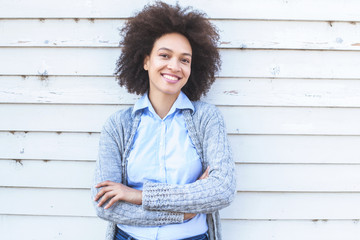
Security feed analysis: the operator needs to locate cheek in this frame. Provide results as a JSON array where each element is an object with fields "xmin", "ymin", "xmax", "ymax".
[
  {"xmin": 183, "ymin": 65, "xmax": 191, "ymax": 77},
  {"xmin": 152, "ymin": 61, "xmax": 167, "ymax": 71}
]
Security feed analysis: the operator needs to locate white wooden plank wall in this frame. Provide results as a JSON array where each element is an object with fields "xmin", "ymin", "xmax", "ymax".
[{"xmin": 1, "ymin": 0, "xmax": 360, "ymax": 239}]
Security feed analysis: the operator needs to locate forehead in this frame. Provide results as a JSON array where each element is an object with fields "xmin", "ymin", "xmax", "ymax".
[{"xmin": 152, "ymin": 33, "xmax": 192, "ymax": 54}]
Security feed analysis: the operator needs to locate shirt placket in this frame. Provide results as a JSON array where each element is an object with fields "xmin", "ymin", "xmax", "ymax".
[{"xmin": 159, "ymin": 120, "xmax": 167, "ymax": 183}]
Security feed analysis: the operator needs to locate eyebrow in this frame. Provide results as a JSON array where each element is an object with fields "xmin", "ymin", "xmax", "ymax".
[{"xmin": 157, "ymin": 47, "xmax": 192, "ymax": 57}]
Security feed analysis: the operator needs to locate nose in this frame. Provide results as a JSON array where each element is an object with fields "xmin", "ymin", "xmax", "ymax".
[{"xmin": 167, "ymin": 58, "xmax": 180, "ymax": 72}]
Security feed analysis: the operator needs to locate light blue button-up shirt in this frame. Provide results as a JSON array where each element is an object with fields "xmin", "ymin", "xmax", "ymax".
[{"xmin": 117, "ymin": 92, "xmax": 208, "ymax": 240}]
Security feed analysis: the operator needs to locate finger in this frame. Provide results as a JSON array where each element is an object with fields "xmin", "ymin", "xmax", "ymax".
[
  {"xmin": 98, "ymin": 193, "xmax": 112, "ymax": 207},
  {"xmin": 199, "ymin": 172, "xmax": 206, "ymax": 180},
  {"xmin": 184, "ymin": 213, "xmax": 197, "ymax": 220},
  {"xmin": 104, "ymin": 196, "xmax": 120, "ymax": 209},
  {"xmin": 203, "ymin": 167, "xmax": 210, "ymax": 179},
  {"xmin": 94, "ymin": 188, "xmax": 106, "ymax": 201},
  {"xmin": 205, "ymin": 166, "xmax": 210, "ymax": 175},
  {"xmin": 199, "ymin": 166, "xmax": 210, "ymax": 180},
  {"xmin": 97, "ymin": 192, "xmax": 115, "ymax": 207},
  {"xmin": 95, "ymin": 180, "xmax": 114, "ymax": 188},
  {"xmin": 94, "ymin": 186, "xmax": 112, "ymax": 201}
]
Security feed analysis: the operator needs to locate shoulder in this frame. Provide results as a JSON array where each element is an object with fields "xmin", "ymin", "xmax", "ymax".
[
  {"xmin": 191, "ymin": 101, "xmax": 224, "ymax": 122},
  {"xmin": 102, "ymin": 106, "xmax": 135, "ymax": 132},
  {"xmin": 188, "ymin": 101, "xmax": 227, "ymax": 137}
]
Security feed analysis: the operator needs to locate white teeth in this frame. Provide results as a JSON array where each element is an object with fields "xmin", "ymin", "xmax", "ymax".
[{"xmin": 163, "ymin": 74, "xmax": 179, "ymax": 81}]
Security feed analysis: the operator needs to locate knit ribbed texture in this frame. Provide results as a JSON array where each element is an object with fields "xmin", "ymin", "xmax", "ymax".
[{"xmin": 91, "ymin": 101, "xmax": 236, "ymax": 240}]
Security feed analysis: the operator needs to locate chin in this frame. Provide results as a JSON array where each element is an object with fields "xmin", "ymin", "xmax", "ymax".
[
  {"xmin": 164, "ymin": 91, "xmax": 181, "ymax": 96},
  {"xmin": 160, "ymin": 89, "xmax": 181, "ymax": 96}
]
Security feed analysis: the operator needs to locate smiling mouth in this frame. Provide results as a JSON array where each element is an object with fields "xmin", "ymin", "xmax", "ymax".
[{"xmin": 162, "ymin": 74, "xmax": 181, "ymax": 81}]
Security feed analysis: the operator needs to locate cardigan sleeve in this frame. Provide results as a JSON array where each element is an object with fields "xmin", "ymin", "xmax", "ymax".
[
  {"xmin": 141, "ymin": 104, "xmax": 236, "ymax": 213},
  {"xmin": 91, "ymin": 114, "xmax": 184, "ymax": 226}
]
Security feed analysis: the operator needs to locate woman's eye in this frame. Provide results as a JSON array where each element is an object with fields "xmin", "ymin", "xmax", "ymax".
[
  {"xmin": 160, "ymin": 54, "xmax": 169, "ymax": 58},
  {"xmin": 181, "ymin": 59, "xmax": 190, "ymax": 64}
]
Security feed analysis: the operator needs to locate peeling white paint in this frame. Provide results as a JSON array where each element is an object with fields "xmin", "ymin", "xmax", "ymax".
[
  {"xmin": 37, "ymin": 60, "xmax": 49, "ymax": 76},
  {"xmin": 270, "ymin": 65, "xmax": 281, "ymax": 76}
]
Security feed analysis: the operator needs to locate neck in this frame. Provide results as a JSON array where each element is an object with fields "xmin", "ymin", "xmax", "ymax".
[{"xmin": 148, "ymin": 91, "xmax": 179, "ymax": 119}]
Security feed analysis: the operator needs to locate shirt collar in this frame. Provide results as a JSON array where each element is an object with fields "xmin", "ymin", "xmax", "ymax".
[{"xmin": 132, "ymin": 91, "xmax": 194, "ymax": 117}]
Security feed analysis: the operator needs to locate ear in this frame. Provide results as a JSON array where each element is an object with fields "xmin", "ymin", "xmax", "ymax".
[{"xmin": 143, "ymin": 55, "xmax": 149, "ymax": 71}]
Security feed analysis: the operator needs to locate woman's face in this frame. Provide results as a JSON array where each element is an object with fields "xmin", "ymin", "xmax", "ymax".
[{"xmin": 144, "ymin": 32, "xmax": 192, "ymax": 99}]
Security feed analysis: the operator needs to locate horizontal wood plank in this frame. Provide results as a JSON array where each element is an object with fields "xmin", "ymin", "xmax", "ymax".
[
  {"xmin": 2, "ymin": 104, "xmax": 360, "ymax": 135},
  {"xmin": 0, "ymin": 188, "xmax": 96, "ymax": 217},
  {"xmin": 221, "ymin": 192, "xmax": 360, "ymax": 219},
  {"xmin": 2, "ymin": 216, "xmax": 360, "ymax": 240},
  {"xmin": 220, "ymin": 49, "xmax": 360, "ymax": 79},
  {"xmin": 1, "ymin": 19, "xmax": 360, "ymax": 51},
  {"xmin": 1, "ymin": 48, "xmax": 360, "ymax": 78},
  {"xmin": 0, "ymin": 76, "xmax": 135, "ymax": 105},
  {"xmin": 217, "ymin": 20, "xmax": 360, "ymax": 51},
  {"xmin": 2, "ymin": 132, "xmax": 360, "ymax": 164},
  {"xmin": 222, "ymin": 219, "xmax": 360, "ymax": 240},
  {"xmin": 0, "ymin": 160, "xmax": 94, "ymax": 189},
  {"xmin": 231, "ymin": 135, "xmax": 360, "ymax": 164},
  {"xmin": 2, "ymin": 76, "xmax": 360, "ymax": 107},
  {"xmin": 0, "ymin": 19, "xmax": 124, "ymax": 48},
  {"xmin": 0, "ymin": 215, "xmax": 106, "ymax": 240},
  {"xmin": 0, "ymin": 132, "xmax": 98, "ymax": 161},
  {"xmin": 236, "ymin": 164, "xmax": 360, "ymax": 192},
  {"xmin": 2, "ymin": 160, "xmax": 360, "ymax": 192},
  {"xmin": 1, "ymin": 0, "xmax": 360, "ymax": 21},
  {"xmin": 2, "ymin": 188, "xmax": 360, "ymax": 219}
]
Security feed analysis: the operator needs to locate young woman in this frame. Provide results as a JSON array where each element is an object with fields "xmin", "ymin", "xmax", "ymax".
[{"xmin": 91, "ymin": 2, "xmax": 236, "ymax": 240}]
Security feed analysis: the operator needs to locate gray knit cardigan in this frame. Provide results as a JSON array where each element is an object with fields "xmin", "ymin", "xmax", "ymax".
[{"xmin": 91, "ymin": 101, "xmax": 236, "ymax": 240}]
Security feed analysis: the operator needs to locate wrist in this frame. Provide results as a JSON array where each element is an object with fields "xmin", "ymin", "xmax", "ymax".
[
  {"xmin": 128, "ymin": 188, "xmax": 142, "ymax": 205},
  {"xmin": 134, "ymin": 189, "xmax": 143, "ymax": 205}
]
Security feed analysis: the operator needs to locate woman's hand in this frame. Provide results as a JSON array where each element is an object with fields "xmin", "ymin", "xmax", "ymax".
[
  {"xmin": 94, "ymin": 181, "xmax": 142, "ymax": 209},
  {"xmin": 184, "ymin": 213, "xmax": 197, "ymax": 220},
  {"xmin": 198, "ymin": 166, "xmax": 210, "ymax": 180},
  {"xmin": 95, "ymin": 168, "xmax": 209, "ymax": 213}
]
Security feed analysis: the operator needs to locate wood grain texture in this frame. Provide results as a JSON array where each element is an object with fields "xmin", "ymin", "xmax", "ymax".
[
  {"xmin": 0, "ymin": 131, "xmax": 99, "ymax": 161},
  {"xmin": 1, "ymin": 19, "xmax": 360, "ymax": 50},
  {"xmin": 3, "ymin": 132, "xmax": 360, "ymax": 164},
  {"xmin": 2, "ymin": 76, "xmax": 360, "ymax": 107},
  {"xmin": 2, "ymin": 104, "xmax": 360, "ymax": 135},
  {"xmin": 0, "ymin": 215, "xmax": 107, "ymax": 240},
  {"xmin": 221, "ymin": 220, "xmax": 360, "ymax": 240},
  {"xmin": 2, "ymin": 159, "xmax": 360, "ymax": 192},
  {"xmin": 221, "ymin": 192, "xmax": 360, "ymax": 219},
  {"xmin": 2, "ymin": 188, "xmax": 360, "ymax": 220},
  {"xmin": 2, "ymin": 216, "xmax": 360, "ymax": 240},
  {"xmin": 1, "ymin": 0, "xmax": 360, "ymax": 21},
  {"xmin": 1, "ymin": 48, "xmax": 360, "ymax": 78},
  {"xmin": 230, "ymin": 135, "xmax": 360, "ymax": 164}
]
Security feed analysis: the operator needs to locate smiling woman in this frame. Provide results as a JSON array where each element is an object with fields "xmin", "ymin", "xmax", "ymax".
[
  {"xmin": 91, "ymin": 2, "xmax": 236, "ymax": 240},
  {"xmin": 114, "ymin": 1, "xmax": 221, "ymax": 101},
  {"xmin": 144, "ymin": 33, "xmax": 192, "ymax": 118}
]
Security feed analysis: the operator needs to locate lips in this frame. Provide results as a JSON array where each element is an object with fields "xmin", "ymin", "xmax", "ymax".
[{"xmin": 161, "ymin": 73, "xmax": 181, "ymax": 83}]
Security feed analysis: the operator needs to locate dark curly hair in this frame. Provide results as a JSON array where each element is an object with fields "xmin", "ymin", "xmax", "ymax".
[{"xmin": 115, "ymin": 1, "xmax": 221, "ymax": 101}]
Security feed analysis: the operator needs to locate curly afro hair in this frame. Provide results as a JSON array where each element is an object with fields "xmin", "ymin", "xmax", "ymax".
[{"xmin": 115, "ymin": 1, "xmax": 221, "ymax": 101}]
